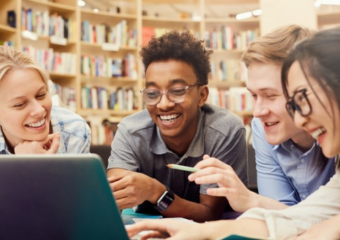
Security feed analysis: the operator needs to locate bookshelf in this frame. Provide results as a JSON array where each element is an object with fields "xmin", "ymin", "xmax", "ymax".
[
  {"xmin": 1, "ymin": 0, "xmax": 261, "ymax": 144},
  {"xmin": 317, "ymin": 4, "xmax": 340, "ymax": 29}
]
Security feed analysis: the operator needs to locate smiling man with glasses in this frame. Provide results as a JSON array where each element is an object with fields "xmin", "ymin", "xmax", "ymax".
[{"xmin": 106, "ymin": 30, "xmax": 247, "ymax": 222}]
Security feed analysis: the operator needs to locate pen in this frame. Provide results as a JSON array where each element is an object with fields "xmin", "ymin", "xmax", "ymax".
[{"xmin": 167, "ymin": 164, "xmax": 199, "ymax": 172}]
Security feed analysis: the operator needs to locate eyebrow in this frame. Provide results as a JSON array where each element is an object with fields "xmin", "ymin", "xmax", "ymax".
[
  {"xmin": 9, "ymin": 85, "xmax": 47, "ymax": 102},
  {"xmin": 145, "ymin": 78, "xmax": 189, "ymax": 88},
  {"xmin": 246, "ymin": 87, "xmax": 279, "ymax": 93}
]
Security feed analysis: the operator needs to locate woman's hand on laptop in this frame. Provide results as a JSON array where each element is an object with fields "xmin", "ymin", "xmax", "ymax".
[
  {"xmin": 126, "ymin": 219, "xmax": 214, "ymax": 240},
  {"xmin": 14, "ymin": 133, "xmax": 60, "ymax": 154},
  {"xmin": 107, "ymin": 169, "xmax": 166, "ymax": 210},
  {"xmin": 188, "ymin": 154, "xmax": 258, "ymax": 213}
]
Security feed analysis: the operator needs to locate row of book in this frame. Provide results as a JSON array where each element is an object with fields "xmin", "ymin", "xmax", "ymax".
[
  {"xmin": 81, "ymin": 54, "xmax": 137, "ymax": 79},
  {"xmin": 208, "ymin": 87, "xmax": 252, "ymax": 112},
  {"xmin": 0, "ymin": 41, "xmax": 14, "ymax": 47},
  {"xmin": 204, "ymin": 27, "xmax": 259, "ymax": 50},
  {"xmin": 87, "ymin": 119, "xmax": 117, "ymax": 146},
  {"xmin": 81, "ymin": 20, "xmax": 137, "ymax": 47},
  {"xmin": 21, "ymin": 8, "xmax": 75, "ymax": 40},
  {"xmin": 23, "ymin": 46, "xmax": 76, "ymax": 75},
  {"xmin": 49, "ymin": 81, "xmax": 77, "ymax": 111},
  {"xmin": 210, "ymin": 60, "xmax": 247, "ymax": 81},
  {"xmin": 81, "ymin": 86, "xmax": 135, "ymax": 111}
]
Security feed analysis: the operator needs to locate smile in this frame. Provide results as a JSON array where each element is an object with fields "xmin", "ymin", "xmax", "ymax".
[
  {"xmin": 265, "ymin": 121, "xmax": 279, "ymax": 126},
  {"xmin": 311, "ymin": 127, "xmax": 326, "ymax": 140},
  {"xmin": 26, "ymin": 118, "xmax": 46, "ymax": 128},
  {"xmin": 159, "ymin": 114, "xmax": 180, "ymax": 123}
]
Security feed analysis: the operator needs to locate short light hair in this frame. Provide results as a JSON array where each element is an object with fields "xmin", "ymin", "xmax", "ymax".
[
  {"xmin": 241, "ymin": 24, "xmax": 316, "ymax": 67},
  {"xmin": 0, "ymin": 46, "xmax": 48, "ymax": 85}
]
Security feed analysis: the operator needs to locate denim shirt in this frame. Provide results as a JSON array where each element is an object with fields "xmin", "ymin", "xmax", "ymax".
[
  {"xmin": 0, "ymin": 106, "xmax": 91, "ymax": 154},
  {"xmin": 252, "ymin": 117, "xmax": 335, "ymax": 205}
]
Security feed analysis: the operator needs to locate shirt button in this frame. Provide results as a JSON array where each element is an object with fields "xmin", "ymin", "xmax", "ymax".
[
  {"xmin": 301, "ymin": 194, "xmax": 307, "ymax": 199},
  {"xmin": 301, "ymin": 159, "xmax": 306, "ymax": 163}
]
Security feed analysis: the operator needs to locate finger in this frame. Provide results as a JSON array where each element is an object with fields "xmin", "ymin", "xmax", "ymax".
[
  {"xmin": 126, "ymin": 220, "xmax": 171, "ymax": 237},
  {"xmin": 46, "ymin": 134, "xmax": 60, "ymax": 154},
  {"xmin": 206, "ymin": 187, "xmax": 232, "ymax": 197},
  {"xmin": 113, "ymin": 189, "xmax": 131, "ymax": 201},
  {"xmin": 41, "ymin": 132, "xmax": 59, "ymax": 144},
  {"xmin": 110, "ymin": 178, "xmax": 129, "ymax": 192},
  {"xmin": 198, "ymin": 158, "xmax": 230, "ymax": 170},
  {"xmin": 189, "ymin": 166, "xmax": 229, "ymax": 182},
  {"xmin": 107, "ymin": 171, "xmax": 128, "ymax": 182},
  {"xmin": 202, "ymin": 154, "xmax": 210, "ymax": 160},
  {"xmin": 141, "ymin": 231, "xmax": 168, "ymax": 240},
  {"xmin": 194, "ymin": 172, "xmax": 231, "ymax": 186},
  {"xmin": 114, "ymin": 195, "xmax": 135, "ymax": 209}
]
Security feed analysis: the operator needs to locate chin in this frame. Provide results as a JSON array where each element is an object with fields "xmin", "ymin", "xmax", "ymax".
[
  {"xmin": 322, "ymin": 147, "xmax": 338, "ymax": 159},
  {"xmin": 265, "ymin": 136, "xmax": 284, "ymax": 146}
]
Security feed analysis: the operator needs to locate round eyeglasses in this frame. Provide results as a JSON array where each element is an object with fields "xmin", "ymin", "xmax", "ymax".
[
  {"xmin": 140, "ymin": 83, "xmax": 201, "ymax": 105},
  {"xmin": 286, "ymin": 88, "xmax": 312, "ymax": 118}
]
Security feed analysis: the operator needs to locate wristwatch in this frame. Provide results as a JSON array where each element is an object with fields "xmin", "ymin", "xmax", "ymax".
[{"xmin": 154, "ymin": 185, "xmax": 175, "ymax": 212}]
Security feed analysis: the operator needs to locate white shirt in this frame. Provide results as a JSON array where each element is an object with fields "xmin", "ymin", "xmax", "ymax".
[{"xmin": 239, "ymin": 171, "xmax": 340, "ymax": 239}]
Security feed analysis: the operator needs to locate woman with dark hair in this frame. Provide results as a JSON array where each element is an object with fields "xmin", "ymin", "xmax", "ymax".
[{"xmin": 126, "ymin": 27, "xmax": 340, "ymax": 240}]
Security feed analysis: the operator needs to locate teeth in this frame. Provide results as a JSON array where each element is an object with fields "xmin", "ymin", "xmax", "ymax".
[
  {"xmin": 160, "ymin": 114, "xmax": 180, "ymax": 122},
  {"xmin": 311, "ymin": 127, "xmax": 326, "ymax": 140},
  {"xmin": 266, "ymin": 122, "xmax": 277, "ymax": 126},
  {"xmin": 27, "ymin": 118, "xmax": 46, "ymax": 128}
]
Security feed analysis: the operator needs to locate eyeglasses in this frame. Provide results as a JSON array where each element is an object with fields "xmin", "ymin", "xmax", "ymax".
[
  {"xmin": 286, "ymin": 88, "xmax": 312, "ymax": 118},
  {"xmin": 140, "ymin": 83, "xmax": 201, "ymax": 105}
]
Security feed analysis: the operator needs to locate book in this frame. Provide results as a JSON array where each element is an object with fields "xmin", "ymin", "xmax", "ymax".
[{"xmin": 7, "ymin": 10, "xmax": 16, "ymax": 28}]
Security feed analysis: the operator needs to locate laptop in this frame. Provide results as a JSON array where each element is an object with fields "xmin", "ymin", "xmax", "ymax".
[{"xmin": 0, "ymin": 154, "xmax": 129, "ymax": 240}]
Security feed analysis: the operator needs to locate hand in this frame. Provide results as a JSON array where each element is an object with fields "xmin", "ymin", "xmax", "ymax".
[
  {"xmin": 14, "ymin": 133, "xmax": 60, "ymax": 154},
  {"xmin": 126, "ymin": 219, "xmax": 203, "ymax": 240},
  {"xmin": 108, "ymin": 171, "xmax": 166, "ymax": 210},
  {"xmin": 292, "ymin": 215, "xmax": 340, "ymax": 240},
  {"xmin": 188, "ymin": 155, "xmax": 256, "ymax": 212}
]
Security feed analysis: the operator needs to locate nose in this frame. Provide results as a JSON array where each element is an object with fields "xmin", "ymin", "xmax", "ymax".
[
  {"xmin": 252, "ymin": 100, "xmax": 270, "ymax": 118},
  {"xmin": 156, "ymin": 92, "xmax": 175, "ymax": 109},
  {"xmin": 29, "ymin": 100, "xmax": 45, "ymax": 117},
  {"xmin": 293, "ymin": 111, "xmax": 307, "ymax": 129}
]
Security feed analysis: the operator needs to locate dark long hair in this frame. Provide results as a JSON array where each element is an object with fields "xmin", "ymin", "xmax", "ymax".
[{"xmin": 281, "ymin": 26, "xmax": 340, "ymax": 171}]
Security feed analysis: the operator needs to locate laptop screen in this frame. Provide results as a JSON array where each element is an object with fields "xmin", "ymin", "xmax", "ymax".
[{"xmin": 0, "ymin": 154, "xmax": 128, "ymax": 240}]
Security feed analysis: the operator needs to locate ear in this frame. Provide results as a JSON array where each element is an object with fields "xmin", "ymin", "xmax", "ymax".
[{"xmin": 198, "ymin": 85, "xmax": 209, "ymax": 107}]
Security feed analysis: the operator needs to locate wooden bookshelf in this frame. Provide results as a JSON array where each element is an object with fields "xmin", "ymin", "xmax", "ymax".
[
  {"xmin": 0, "ymin": 0, "xmax": 261, "ymax": 124},
  {"xmin": 25, "ymin": 0, "xmax": 76, "ymax": 13},
  {"xmin": 0, "ymin": 24, "xmax": 16, "ymax": 33},
  {"xmin": 318, "ymin": 11, "xmax": 340, "ymax": 28}
]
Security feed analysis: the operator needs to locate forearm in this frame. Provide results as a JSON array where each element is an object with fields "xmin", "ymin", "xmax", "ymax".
[
  {"xmin": 160, "ymin": 195, "xmax": 222, "ymax": 222},
  {"xmin": 201, "ymin": 218, "xmax": 269, "ymax": 240},
  {"xmin": 251, "ymin": 193, "xmax": 289, "ymax": 210}
]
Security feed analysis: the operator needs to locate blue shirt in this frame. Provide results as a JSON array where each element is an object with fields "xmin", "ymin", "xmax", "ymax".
[
  {"xmin": 0, "ymin": 106, "xmax": 91, "ymax": 154},
  {"xmin": 252, "ymin": 117, "xmax": 335, "ymax": 205}
]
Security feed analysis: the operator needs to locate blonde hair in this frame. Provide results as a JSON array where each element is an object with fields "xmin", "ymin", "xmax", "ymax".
[
  {"xmin": 241, "ymin": 24, "xmax": 316, "ymax": 67},
  {"xmin": 0, "ymin": 46, "xmax": 48, "ymax": 85}
]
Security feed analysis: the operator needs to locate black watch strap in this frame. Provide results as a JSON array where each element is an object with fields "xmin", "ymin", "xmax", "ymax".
[{"xmin": 154, "ymin": 185, "xmax": 175, "ymax": 212}]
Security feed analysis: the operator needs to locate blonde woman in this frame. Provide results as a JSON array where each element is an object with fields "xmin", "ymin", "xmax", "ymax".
[{"xmin": 0, "ymin": 46, "xmax": 91, "ymax": 154}]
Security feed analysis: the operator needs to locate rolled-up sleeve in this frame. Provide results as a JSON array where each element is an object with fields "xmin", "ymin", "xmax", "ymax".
[{"xmin": 238, "ymin": 172, "xmax": 340, "ymax": 239}]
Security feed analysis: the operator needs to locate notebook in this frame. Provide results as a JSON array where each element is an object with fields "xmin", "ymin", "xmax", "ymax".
[{"xmin": 0, "ymin": 154, "xmax": 129, "ymax": 240}]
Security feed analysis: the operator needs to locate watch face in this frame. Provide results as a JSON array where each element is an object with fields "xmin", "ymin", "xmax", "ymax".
[{"xmin": 156, "ymin": 189, "xmax": 174, "ymax": 211}]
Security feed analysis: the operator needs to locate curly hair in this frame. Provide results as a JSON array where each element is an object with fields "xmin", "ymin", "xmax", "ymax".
[{"xmin": 140, "ymin": 30, "xmax": 212, "ymax": 85}]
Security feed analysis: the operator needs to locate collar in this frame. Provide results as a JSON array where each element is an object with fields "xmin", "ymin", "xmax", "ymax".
[
  {"xmin": 50, "ymin": 107, "xmax": 65, "ymax": 154},
  {"xmin": 275, "ymin": 138, "xmax": 316, "ymax": 155},
  {"xmin": 150, "ymin": 108, "xmax": 205, "ymax": 159},
  {"xmin": 0, "ymin": 127, "xmax": 6, "ymax": 153}
]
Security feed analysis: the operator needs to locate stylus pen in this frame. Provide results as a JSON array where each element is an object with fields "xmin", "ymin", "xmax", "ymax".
[{"xmin": 167, "ymin": 164, "xmax": 199, "ymax": 173}]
